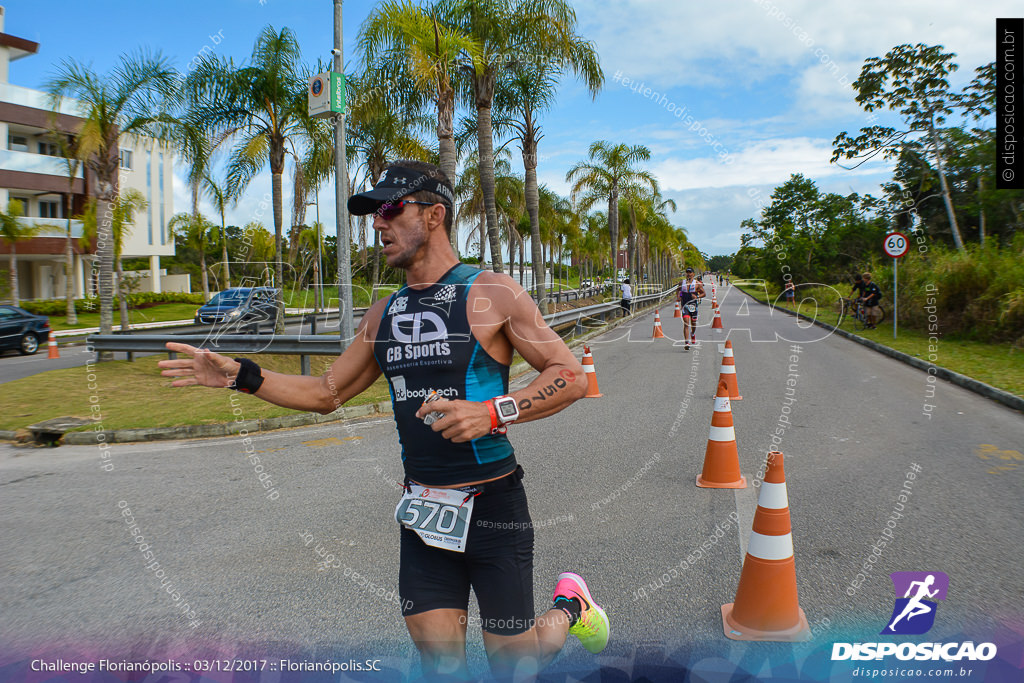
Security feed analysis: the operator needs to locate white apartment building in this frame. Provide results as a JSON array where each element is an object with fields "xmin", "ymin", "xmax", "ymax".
[{"xmin": 0, "ymin": 4, "xmax": 183, "ymax": 301}]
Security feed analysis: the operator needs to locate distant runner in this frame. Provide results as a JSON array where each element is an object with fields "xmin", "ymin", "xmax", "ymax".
[{"xmin": 677, "ymin": 267, "xmax": 705, "ymax": 350}]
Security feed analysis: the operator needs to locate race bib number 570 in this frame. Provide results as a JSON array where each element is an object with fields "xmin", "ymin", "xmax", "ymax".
[{"xmin": 395, "ymin": 485, "xmax": 474, "ymax": 552}]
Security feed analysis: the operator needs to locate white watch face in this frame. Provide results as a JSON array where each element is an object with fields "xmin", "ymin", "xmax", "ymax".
[{"xmin": 496, "ymin": 397, "xmax": 518, "ymax": 422}]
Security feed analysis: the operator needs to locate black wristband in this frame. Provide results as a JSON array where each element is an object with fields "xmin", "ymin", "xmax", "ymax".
[{"xmin": 230, "ymin": 358, "xmax": 264, "ymax": 394}]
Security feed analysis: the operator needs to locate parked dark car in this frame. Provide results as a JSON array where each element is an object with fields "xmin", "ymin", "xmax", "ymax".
[
  {"xmin": 194, "ymin": 287, "xmax": 281, "ymax": 328},
  {"xmin": 0, "ymin": 305, "xmax": 51, "ymax": 355}
]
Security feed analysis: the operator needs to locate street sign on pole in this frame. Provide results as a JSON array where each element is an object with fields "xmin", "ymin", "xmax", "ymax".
[
  {"xmin": 308, "ymin": 72, "xmax": 344, "ymax": 119},
  {"xmin": 884, "ymin": 232, "xmax": 908, "ymax": 338}
]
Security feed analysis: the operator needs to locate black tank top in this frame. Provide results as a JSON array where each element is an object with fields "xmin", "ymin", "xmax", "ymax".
[
  {"xmin": 372, "ymin": 264, "xmax": 516, "ymax": 486},
  {"xmin": 679, "ymin": 279, "xmax": 700, "ymax": 304}
]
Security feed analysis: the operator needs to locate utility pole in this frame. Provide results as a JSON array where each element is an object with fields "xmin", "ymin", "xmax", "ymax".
[{"xmin": 334, "ymin": 0, "xmax": 354, "ymax": 349}]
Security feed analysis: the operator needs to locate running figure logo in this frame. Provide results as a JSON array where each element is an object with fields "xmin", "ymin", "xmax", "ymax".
[{"xmin": 880, "ymin": 571, "xmax": 949, "ymax": 635}]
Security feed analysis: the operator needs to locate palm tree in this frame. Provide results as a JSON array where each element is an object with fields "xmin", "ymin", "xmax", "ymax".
[
  {"xmin": 47, "ymin": 50, "xmax": 180, "ymax": 348},
  {"xmin": 202, "ymin": 173, "xmax": 235, "ymax": 289},
  {"xmin": 346, "ymin": 69, "xmax": 434, "ymax": 293},
  {"xmin": 567, "ymin": 142, "xmax": 654, "ymax": 300},
  {"xmin": 81, "ymin": 190, "xmax": 148, "ymax": 331},
  {"xmin": 0, "ymin": 200, "xmax": 47, "ymax": 306},
  {"xmin": 359, "ymin": 0, "xmax": 477, "ymax": 252},
  {"xmin": 168, "ymin": 212, "xmax": 216, "ymax": 299},
  {"xmin": 187, "ymin": 26, "xmax": 320, "ymax": 333},
  {"xmin": 504, "ymin": 35, "xmax": 601, "ymax": 310},
  {"xmin": 439, "ymin": 0, "xmax": 602, "ymax": 274}
]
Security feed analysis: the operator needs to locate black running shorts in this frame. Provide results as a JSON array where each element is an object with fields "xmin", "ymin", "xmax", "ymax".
[{"xmin": 399, "ymin": 465, "xmax": 535, "ymax": 636}]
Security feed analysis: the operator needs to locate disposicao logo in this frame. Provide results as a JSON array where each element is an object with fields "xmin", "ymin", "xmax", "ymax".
[
  {"xmin": 881, "ymin": 571, "xmax": 947, "ymax": 635},
  {"xmin": 831, "ymin": 571, "xmax": 997, "ymax": 662}
]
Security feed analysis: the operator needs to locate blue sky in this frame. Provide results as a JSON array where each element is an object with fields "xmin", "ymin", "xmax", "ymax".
[{"xmin": 2, "ymin": 0, "xmax": 1014, "ymax": 257}]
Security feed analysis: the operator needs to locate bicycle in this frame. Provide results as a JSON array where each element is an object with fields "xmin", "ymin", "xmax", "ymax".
[{"xmin": 838, "ymin": 297, "xmax": 885, "ymax": 330}]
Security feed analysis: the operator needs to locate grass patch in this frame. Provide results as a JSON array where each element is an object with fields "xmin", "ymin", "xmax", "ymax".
[
  {"xmin": 0, "ymin": 353, "xmax": 392, "ymax": 432},
  {"xmin": 734, "ymin": 282, "xmax": 1024, "ymax": 398},
  {"xmin": 50, "ymin": 303, "xmax": 201, "ymax": 332}
]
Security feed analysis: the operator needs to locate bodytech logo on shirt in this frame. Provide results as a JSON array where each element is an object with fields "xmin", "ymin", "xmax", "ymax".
[{"xmin": 390, "ymin": 375, "xmax": 459, "ymax": 402}]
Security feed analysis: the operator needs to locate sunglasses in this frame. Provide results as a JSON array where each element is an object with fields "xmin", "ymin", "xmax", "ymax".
[{"xmin": 376, "ymin": 200, "xmax": 439, "ymax": 220}]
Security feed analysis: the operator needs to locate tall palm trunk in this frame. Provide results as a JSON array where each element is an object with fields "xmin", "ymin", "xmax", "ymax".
[
  {"xmin": 508, "ymin": 227, "xmax": 515, "ymax": 279},
  {"xmin": 95, "ymin": 184, "xmax": 115, "ymax": 360},
  {"xmin": 116, "ymin": 255, "xmax": 130, "ymax": 332},
  {"xmin": 199, "ymin": 241, "xmax": 210, "ymax": 299},
  {"xmin": 270, "ymin": 139, "xmax": 286, "ymax": 333},
  {"xmin": 475, "ymin": 76, "xmax": 503, "ymax": 273},
  {"xmin": 8, "ymin": 248, "xmax": 17, "ymax": 307},
  {"xmin": 64, "ymin": 191, "xmax": 77, "ymax": 324},
  {"xmin": 437, "ymin": 83, "xmax": 459, "ymax": 254},
  {"xmin": 372, "ymin": 229, "xmax": 381, "ymax": 300},
  {"xmin": 518, "ymin": 238, "xmax": 525, "ymax": 286},
  {"xmin": 220, "ymin": 210, "xmax": 230, "ymax": 288},
  {"xmin": 608, "ymin": 188, "xmax": 619, "ymax": 300},
  {"xmin": 523, "ymin": 136, "xmax": 547, "ymax": 312}
]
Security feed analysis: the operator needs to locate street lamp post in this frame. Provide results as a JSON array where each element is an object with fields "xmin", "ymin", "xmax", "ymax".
[{"xmin": 333, "ymin": 0, "xmax": 353, "ymax": 350}]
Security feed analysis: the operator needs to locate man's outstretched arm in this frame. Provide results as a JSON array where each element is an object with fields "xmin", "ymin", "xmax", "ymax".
[{"xmin": 158, "ymin": 299, "xmax": 387, "ymax": 415}]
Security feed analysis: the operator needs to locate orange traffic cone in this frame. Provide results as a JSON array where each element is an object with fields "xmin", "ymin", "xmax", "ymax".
[
  {"xmin": 47, "ymin": 331, "xmax": 60, "ymax": 359},
  {"xmin": 652, "ymin": 311, "xmax": 666, "ymax": 339},
  {"xmin": 718, "ymin": 340, "xmax": 742, "ymax": 400},
  {"xmin": 712, "ymin": 306, "xmax": 724, "ymax": 331},
  {"xmin": 581, "ymin": 345, "xmax": 603, "ymax": 398},
  {"xmin": 673, "ymin": 301, "xmax": 682, "ymax": 318},
  {"xmin": 697, "ymin": 380, "xmax": 746, "ymax": 488},
  {"xmin": 722, "ymin": 451, "xmax": 810, "ymax": 641}
]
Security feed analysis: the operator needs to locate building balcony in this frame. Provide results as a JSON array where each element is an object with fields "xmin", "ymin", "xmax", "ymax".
[
  {"xmin": 0, "ymin": 147, "xmax": 83, "ymax": 180},
  {"xmin": 18, "ymin": 215, "xmax": 85, "ymax": 239},
  {"xmin": 0, "ymin": 82, "xmax": 81, "ymax": 117}
]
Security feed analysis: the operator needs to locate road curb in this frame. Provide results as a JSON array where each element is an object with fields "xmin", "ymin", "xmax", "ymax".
[
  {"xmin": 736, "ymin": 286, "xmax": 1024, "ymax": 414},
  {"xmin": 16, "ymin": 402, "xmax": 397, "ymax": 446}
]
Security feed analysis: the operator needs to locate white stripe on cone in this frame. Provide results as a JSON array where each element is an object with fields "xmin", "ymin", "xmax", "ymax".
[
  {"xmin": 724, "ymin": 347, "xmax": 734, "ymax": 358},
  {"xmin": 583, "ymin": 365, "xmax": 595, "ymax": 374},
  {"xmin": 757, "ymin": 481, "xmax": 789, "ymax": 510},
  {"xmin": 718, "ymin": 364, "xmax": 736, "ymax": 374},
  {"xmin": 708, "ymin": 425, "xmax": 736, "ymax": 442},
  {"xmin": 713, "ymin": 397, "xmax": 731, "ymax": 412},
  {"xmin": 747, "ymin": 531, "xmax": 794, "ymax": 560}
]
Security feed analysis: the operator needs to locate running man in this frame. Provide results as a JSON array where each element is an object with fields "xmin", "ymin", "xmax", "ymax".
[
  {"xmin": 156, "ymin": 161, "xmax": 608, "ymax": 680},
  {"xmin": 888, "ymin": 575, "xmax": 939, "ymax": 631},
  {"xmin": 677, "ymin": 267, "xmax": 705, "ymax": 350}
]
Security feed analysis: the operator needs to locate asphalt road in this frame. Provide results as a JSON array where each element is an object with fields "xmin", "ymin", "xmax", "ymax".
[{"xmin": 1, "ymin": 281, "xmax": 1021, "ymax": 682}]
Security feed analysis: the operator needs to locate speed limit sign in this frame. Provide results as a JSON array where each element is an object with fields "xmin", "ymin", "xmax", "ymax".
[{"xmin": 883, "ymin": 232, "xmax": 909, "ymax": 258}]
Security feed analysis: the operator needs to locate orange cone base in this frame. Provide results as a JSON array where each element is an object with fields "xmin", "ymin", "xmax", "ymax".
[
  {"xmin": 721, "ymin": 603, "xmax": 810, "ymax": 642},
  {"xmin": 696, "ymin": 473, "xmax": 747, "ymax": 489},
  {"xmin": 585, "ymin": 390, "xmax": 603, "ymax": 398}
]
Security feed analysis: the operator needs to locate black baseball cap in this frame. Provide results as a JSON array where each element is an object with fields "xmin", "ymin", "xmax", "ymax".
[
  {"xmin": 685, "ymin": 267, "xmax": 694, "ymax": 273},
  {"xmin": 348, "ymin": 166, "xmax": 454, "ymax": 216}
]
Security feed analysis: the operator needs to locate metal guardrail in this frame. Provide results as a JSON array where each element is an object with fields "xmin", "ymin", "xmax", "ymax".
[{"xmin": 86, "ymin": 286, "xmax": 677, "ymax": 375}]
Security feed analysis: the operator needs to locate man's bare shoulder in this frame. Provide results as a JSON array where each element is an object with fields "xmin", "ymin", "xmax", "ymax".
[{"xmin": 359, "ymin": 296, "xmax": 393, "ymax": 338}]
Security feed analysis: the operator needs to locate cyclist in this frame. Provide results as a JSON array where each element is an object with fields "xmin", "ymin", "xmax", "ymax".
[
  {"xmin": 620, "ymin": 278, "xmax": 633, "ymax": 315},
  {"xmin": 859, "ymin": 272, "xmax": 882, "ymax": 328},
  {"xmin": 677, "ymin": 267, "xmax": 705, "ymax": 350},
  {"xmin": 849, "ymin": 273, "xmax": 866, "ymax": 301},
  {"xmin": 157, "ymin": 160, "xmax": 608, "ymax": 681}
]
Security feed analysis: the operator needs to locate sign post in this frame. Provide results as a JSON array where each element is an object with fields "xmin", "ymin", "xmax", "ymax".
[{"xmin": 883, "ymin": 232, "xmax": 909, "ymax": 338}]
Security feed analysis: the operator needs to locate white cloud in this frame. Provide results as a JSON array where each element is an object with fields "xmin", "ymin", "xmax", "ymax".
[{"xmin": 651, "ymin": 137, "xmax": 891, "ymax": 192}]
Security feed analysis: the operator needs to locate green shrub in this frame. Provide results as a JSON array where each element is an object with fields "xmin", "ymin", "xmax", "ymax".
[{"xmin": 20, "ymin": 292, "xmax": 205, "ymax": 316}]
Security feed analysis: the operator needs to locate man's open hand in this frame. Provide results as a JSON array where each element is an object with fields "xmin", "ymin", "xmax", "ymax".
[{"xmin": 157, "ymin": 342, "xmax": 240, "ymax": 388}]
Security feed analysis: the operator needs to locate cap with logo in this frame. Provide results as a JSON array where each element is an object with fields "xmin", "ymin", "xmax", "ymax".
[{"xmin": 348, "ymin": 166, "xmax": 455, "ymax": 216}]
